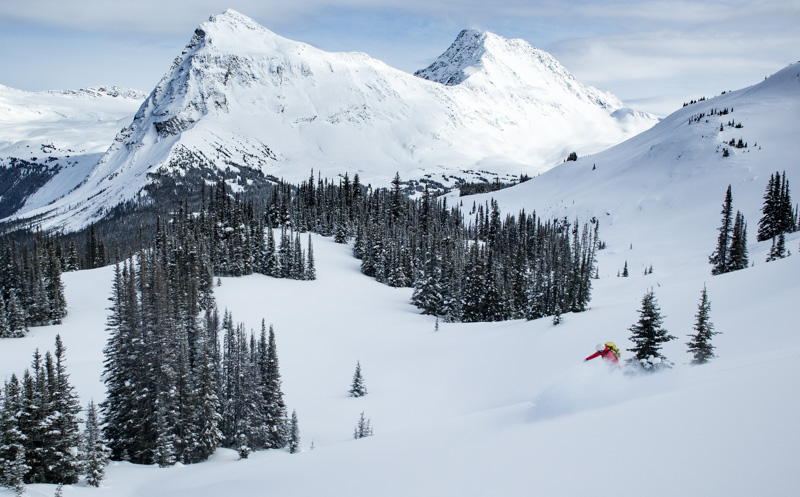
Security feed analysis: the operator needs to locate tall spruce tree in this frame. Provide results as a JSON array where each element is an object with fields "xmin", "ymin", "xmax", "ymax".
[
  {"xmin": 0, "ymin": 375, "xmax": 29, "ymax": 495},
  {"xmin": 80, "ymin": 400, "xmax": 109, "ymax": 487},
  {"xmin": 48, "ymin": 335, "xmax": 82, "ymax": 484},
  {"xmin": 627, "ymin": 290, "xmax": 676, "ymax": 370},
  {"xmin": 728, "ymin": 211, "xmax": 749, "ymax": 271},
  {"xmin": 709, "ymin": 185, "xmax": 734, "ymax": 275},
  {"xmin": 686, "ymin": 286, "xmax": 719, "ymax": 364},
  {"xmin": 758, "ymin": 171, "xmax": 795, "ymax": 241}
]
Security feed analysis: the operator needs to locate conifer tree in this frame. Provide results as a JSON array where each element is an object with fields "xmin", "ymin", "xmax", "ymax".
[
  {"xmin": 349, "ymin": 361, "xmax": 368, "ymax": 397},
  {"xmin": 288, "ymin": 410, "xmax": 300, "ymax": 454},
  {"xmin": 709, "ymin": 185, "xmax": 734, "ymax": 275},
  {"xmin": 766, "ymin": 233, "xmax": 787, "ymax": 261},
  {"xmin": 261, "ymin": 323, "xmax": 288, "ymax": 449},
  {"xmin": 686, "ymin": 286, "xmax": 719, "ymax": 365},
  {"xmin": 728, "ymin": 211, "xmax": 749, "ymax": 271},
  {"xmin": 0, "ymin": 293, "xmax": 9, "ymax": 338},
  {"xmin": 353, "ymin": 411, "xmax": 373, "ymax": 439},
  {"xmin": 0, "ymin": 375, "xmax": 29, "ymax": 495},
  {"xmin": 80, "ymin": 400, "xmax": 109, "ymax": 487},
  {"xmin": 49, "ymin": 335, "xmax": 82, "ymax": 483},
  {"xmin": 6, "ymin": 289, "xmax": 27, "ymax": 338},
  {"xmin": 627, "ymin": 290, "xmax": 676, "ymax": 370},
  {"xmin": 758, "ymin": 172, "xmax": 795, "ymax": 241},
  {"xmin": 306, "ymin": 234, "xmax": 316, "ymax": 280}
]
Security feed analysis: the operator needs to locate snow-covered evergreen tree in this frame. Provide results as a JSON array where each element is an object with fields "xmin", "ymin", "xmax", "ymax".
[
  {"xmin": 80, "ymin": 400, "xmax": 109, "ymax": 487},
  {"xmin": 686, "ymin": 286, "xmax": 720, "ymax": 365},
  {"xmin": 0, "ymin": 375, "xmax": 29, "ymax": 495},
  {"xmin": 48, "ymin": 335, "xmax": 82, "ymax": 483},
  {"xmin": 728, "ymin": 211, "xmax": 749, "ymax": 271},
  {"xmin": 627, "ymin": 290, "xmax": 676, "ymax": 370},
  {"xmin": 709, "ymin": 185, "xmax": 734, "ymax": 275},
  {"xmin": 288, "ymin": 410, "xmax": 300, "ymax": 454},
  {"xmin": 260, "ymin": 322, "xmax": 288, "ymax": 449},
  {"xmin": 766, "ymin": 233, "xmax": 787, "ymax": 261},
  {"xmin": 349, "ymin": 361, "xmax": 368, "ymax": 397},
  {"xmin": 306, "ymin": 234, "xmax": 316, "ymax": 280},
  {"xmin": 353, "ymin": 411, "xmax": 373, "ymax": 439}
]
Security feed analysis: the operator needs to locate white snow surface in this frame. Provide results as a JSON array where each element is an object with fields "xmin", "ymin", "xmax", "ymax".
[
  {"xmin": 1, "ymin": 63, "xmax": 799, "ymax": 496},
  {"xmin": 0, "ymin": 84, "xmax": 145, "ymax": 211},
  {"xmin": 2, "ymin": 9, "xmax": 657, "ymax": 232}
]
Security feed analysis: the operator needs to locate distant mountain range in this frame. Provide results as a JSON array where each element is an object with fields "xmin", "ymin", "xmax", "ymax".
[{"xmin": 1, "ymin": 9, "xmax": 659, "ymax": 232}]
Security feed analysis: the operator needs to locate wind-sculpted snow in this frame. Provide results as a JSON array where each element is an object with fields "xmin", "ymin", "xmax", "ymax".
[{"xmin": 1, "ymin": 9, "xmax": 657, "ymax": 232}]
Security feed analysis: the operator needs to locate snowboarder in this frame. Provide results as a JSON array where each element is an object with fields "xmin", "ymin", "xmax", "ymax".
[{"xmin": 584, "ymin": 342, "xmax": 620, "ymax": 364}]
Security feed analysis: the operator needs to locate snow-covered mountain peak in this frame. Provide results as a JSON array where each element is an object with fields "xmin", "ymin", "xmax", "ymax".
[
  {"xmin": 192, "ymin": 9, "xmax": 299, "ymax": 56},
  {"xmin": 415, "ymin": 28, "xmax": 622, "ymax": 110},
  {"xmin": 2, "ymin": 11, "xmax": 659, "ymax": 232},
  {"xmin": 413, "ymin": 29, "xmax": 491, "ymax": 85}
]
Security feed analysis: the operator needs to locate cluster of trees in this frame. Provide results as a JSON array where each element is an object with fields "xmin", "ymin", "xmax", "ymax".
[
  {"xmin": 0, "ymin": 336, "xmax": 107, "ymax": 493},
  {"xmin": 0, "ymin": 232, "xmax": 67, "ymax": 338},
  {"xmin": 412, "ymin": 204, "xmax": 598, "ymax": 323},
  {"xmin": 709, "ymin": 186, "xmax": 749, "ymax": 274},
  {"xmin": 758, "ymin": 171, "xmax": 797, "ymax": 261},
  {"xmin": 198, "ymin": 181, "xmax": 315, "ymax": 280},
  {"xmin": 711, "ymin": 172, "xmax": 796, "ymax": 271},
  {"xmin": 626, "ymin": 286, "xmax": 719, "ymax": 371},
  {"xmin": 259, "ymin": 171, "xmax": 597, "ymax": 323},
  {"xmin": 102, "ymin": 243, "xmax": 292, "ymax": 466}
]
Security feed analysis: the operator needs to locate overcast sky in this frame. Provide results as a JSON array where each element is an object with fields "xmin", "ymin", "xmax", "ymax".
[{"xmin": 1, "ymin": 0, "xmax": 797, "ymax": 116}]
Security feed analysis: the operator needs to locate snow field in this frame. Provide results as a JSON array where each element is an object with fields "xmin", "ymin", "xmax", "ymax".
[{"xmin": 2, "ymin": 228, "xmax": 798, "ymax": 496}]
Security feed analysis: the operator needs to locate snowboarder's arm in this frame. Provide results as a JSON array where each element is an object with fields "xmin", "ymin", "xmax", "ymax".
[{"xmin": 584, "ymin": 351, "xmax": 601, "ymax": 362}]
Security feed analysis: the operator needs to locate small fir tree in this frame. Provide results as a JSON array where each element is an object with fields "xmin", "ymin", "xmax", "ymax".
[
  {"xmin": 237, "ymin": 433, "xmax": 251, "ymax": 460},
  {"xmin": 288, "ymin": 410, "xmax": 300, "ymax": 454},
  {"xmin": 766, "ymin": 233, "xmax": 786, "ymax": 261},
  {"xmin": 686, "ymin": 286, "xmax": 719, "ymax": 365},
  {"xmin": 349, "ymin": 361, "xmax": 368, "ymax": 397},
  {"xmin": 621, "ymin": 261, "xmax": 628, "ymax": 277},
  {"xmin": 627, "ymin": 290, "xmax": 676, "ymax": 370},
  {"xmin": 353, "ymin": 411, "xmax": 373, "ymax": 439}
]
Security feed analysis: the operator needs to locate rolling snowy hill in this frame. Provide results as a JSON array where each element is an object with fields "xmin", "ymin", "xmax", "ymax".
[
  {"xmin": 459, "ymin": 62, "xmax": 800, "ymax": 280},
  {"xmin": 0, "ymin": 85, "xmax": 145, "ymax": 220},
  {"xmin": 1, "ymin": 9, "xmax": 657, "ymax": 233},
  {"xmin": 1, "ymin": 61, "xmax": 798, "ymax": 497}
]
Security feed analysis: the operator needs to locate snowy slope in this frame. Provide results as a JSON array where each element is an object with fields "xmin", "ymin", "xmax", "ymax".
[
  {"xmin": 459, "ymin": 62, "xmax": 800, "ymax": 280},
  {"xmin": 2, "ymin": 9, "xmax": 657, "ymax": 232},
  {"xmin": 1, "ymin": 229, "xmax": 797, "ymax": 497},
  {"xmin": 2, "ymin": 66, "xmax": 798, "ymax": 496},
  {"xmin": 0, "ymin": 85, "xmax": 145, "ymax": 218}
]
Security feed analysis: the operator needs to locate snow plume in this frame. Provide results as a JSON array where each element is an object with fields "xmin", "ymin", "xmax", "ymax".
[{"xmin": 528, "ymin": 361, "xmax": 683, "ymax": 422}]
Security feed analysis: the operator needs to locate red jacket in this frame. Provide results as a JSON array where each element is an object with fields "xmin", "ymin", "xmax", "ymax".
[{"xmin": 585, "ymin": 346, "xmax": 619, "ymax": 364}]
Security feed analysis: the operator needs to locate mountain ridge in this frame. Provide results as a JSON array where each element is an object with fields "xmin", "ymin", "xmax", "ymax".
[{"xmin": 2, "ymin": 9, "xmax": 658, "ymax": 232}]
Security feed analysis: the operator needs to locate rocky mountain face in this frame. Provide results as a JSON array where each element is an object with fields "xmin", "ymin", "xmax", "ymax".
[{"xmin": 2, "ymin": 9, "xmax": 657, "ymax": 232}]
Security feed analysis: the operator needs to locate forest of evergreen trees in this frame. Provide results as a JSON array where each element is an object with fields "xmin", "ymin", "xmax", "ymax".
[
  {"xmin": 1, "ymin": 167, "xmax": 601, "ymax": 490},
  {"xmin": 0, "ymin": 336, "xmax": 98, "ymax": 491},
  {"xmin": 0, "ymin": 232, "xmax": 68, "ymax": 338},
  {"xmin": 261, "ymin": 171, "xmax": 599, "ymax": 323}
]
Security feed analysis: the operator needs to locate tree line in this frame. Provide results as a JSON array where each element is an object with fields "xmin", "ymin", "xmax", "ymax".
[{"xmin": 0, "ymin": 232, "xmax": 67, "ymax": 338}]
